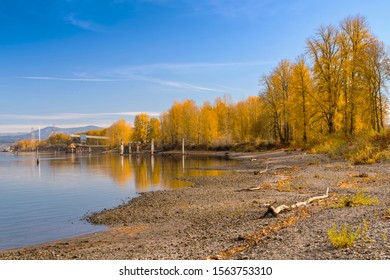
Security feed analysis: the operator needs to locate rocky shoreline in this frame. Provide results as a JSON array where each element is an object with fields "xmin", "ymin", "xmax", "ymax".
[{"xmin": 1, "ymin": 150, "xmax": 389, "ymax": 260}]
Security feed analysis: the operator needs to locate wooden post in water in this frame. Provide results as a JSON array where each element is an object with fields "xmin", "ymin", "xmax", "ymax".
[
  {"xmin": 151, "ymin": 154, "xmax": 155, "ymax": 173},
  {"xmin": 120, "ymin": 141, "xmax": 124, "ymax": 155},
  {"xmin": 182, "ymin": 138, "xmax": 185, "ymax": 155},
  {"xmin": 36, "ymin": 147, "xmax": 40, "ymax": 165},
  {"xmin": 151, "ymin": 139, "xmax": 154, "ymax": 155}
]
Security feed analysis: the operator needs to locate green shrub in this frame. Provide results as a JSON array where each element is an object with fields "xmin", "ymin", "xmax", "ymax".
[{"xmin": 327, "ymin": 224, "xmax": 360, "ymax": 248}]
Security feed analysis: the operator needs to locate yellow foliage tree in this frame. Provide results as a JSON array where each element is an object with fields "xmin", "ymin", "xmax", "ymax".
[
  {"xmin": 107, "ymin": 119, "xmax": 131, "ymax": 148},
  {"xmin": 147, "ymin": 117, "xmax": 162, "ymax": 143},
  {"xmin": 15, "ymin": 139, "xmax": 38, "ymax": 151},
  {"xmin": 47, "ymin": 133, "xmax": 72, "ymax": 146},
  {"xmin": 199, "ymin": 101, "xmax": 218, "ymax": 147},
  {"xmin": 290, "ymin": 57, "xmax": 313, "ymax": 144},
  {"xmin": 214, "ymin": 95, "xmax": 233, "ymax": 145},
  {"xmin": 261, "ymin": 60, "xmax": 294, "ymax": 143},
  {"xmin": 132, "ymin": 113, "xmax": 149, "ymax": 143}
]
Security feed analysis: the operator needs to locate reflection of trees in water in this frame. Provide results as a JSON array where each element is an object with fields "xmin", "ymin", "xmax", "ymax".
[
  {"xmin": 47, "ymin": 154, "xmax": 133, "ymax": 188},
  {"xmin": 131, "ymin": 156, "xmax": 149, "ymax": 190},
  {"xmin": 46, "ymin": 154, "xmax": 231, "ymax": 190},
  {"xmin": 106, "ymin": 155, "xmax": 132, "ymax": 186},
  {"xmin": 129, "ymin": 155, "xmax": 227, "ymax": 190}
]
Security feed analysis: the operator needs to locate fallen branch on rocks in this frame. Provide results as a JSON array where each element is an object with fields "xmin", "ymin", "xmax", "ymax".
[
  {"xmin": 254, "ymin": 165, "xmax": 269, "ymax": 175},
  {"xmin": 261, "ymin": 187, "xmax": 330, "ymax": 218},
  {"xmin": 207, "ymin": 211, "xmax": 307, "ymax": 260}
]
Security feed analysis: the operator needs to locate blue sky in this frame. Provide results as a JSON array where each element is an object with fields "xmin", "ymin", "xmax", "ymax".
[{"xmin": 1, "ymin": 0, "xmax": 390, "ymax": 133}]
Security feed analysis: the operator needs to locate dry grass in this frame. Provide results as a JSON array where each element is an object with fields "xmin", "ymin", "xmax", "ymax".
[
  {"xmin": 207, "ymin": 208, "xmax": 310, "ymax": 260},
  {"xmin": 310, "ymin": 131, "xmax": 390, "ymax": 165},
  {"xmin": 109, "ymin": 225, "xmax": 147, "ymax": 237},
  {"xmin": 338, "ymin": 181, "xmax": 360, "ymax": 189},
  {"xmin": 334, "ymin": 190, "xmax": 378, "ymax": 208},
  {"xmin": 349, "ymin": 172, "xmax": 369, "ymax": 178},
  {"xmin": 385, "ymin": 208, "xmax": 390, "ymax": 219},
  {"xmin": 276, "ymin": 180, "xmax": 294, "ymax": 192}
]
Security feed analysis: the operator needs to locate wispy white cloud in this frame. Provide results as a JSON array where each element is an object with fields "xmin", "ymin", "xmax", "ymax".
[
  {"xmin": 65, "ymin": 14, "xmax": 105, "ymax": 32},
  {"xmin": 23, "ymin": 76, "xmax": 120, "ymax": 82},
  {"xmin": 123, "ymin": 61, "xmax": 274, "ymax": 71},
  {"xmin": 0, "ymin": 112, "xmax": 161, "ymax": 121},
  {"xmin": 106, "ymin": 111, "xmax": 161, "ymax": 117},
  {"xmin": 23, "ymin": 74, "xmax": 228, "ymax": 94},
  {"xmin": 0, "ymin": 112, "xmax": 162, "ymax": 133},
  {"xmin": 0, "ymin": 123, "xmax": 112, "ymax": 134},
  {"xmin": 22, "ymin": 59, "xmax": 270, "ymax": 94},
  {"xmin": 126, "ymin": 75, "xmax": 227, "ymax": 93}
]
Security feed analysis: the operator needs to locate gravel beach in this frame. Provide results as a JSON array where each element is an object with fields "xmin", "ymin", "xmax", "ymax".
[{"xmin": 1, "ymin": 150, "xmax": 389, "ymax": 260}]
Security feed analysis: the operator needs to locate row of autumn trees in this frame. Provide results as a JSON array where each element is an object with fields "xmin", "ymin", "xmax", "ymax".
[
  {"xmin": 98, "ymin": 16, "xmax": 389, "ymax": 150},
  {"xmin": 150, "ymin": 16, "xmax": 389, "ymax": 149},
  {"xmin": 25, "ymin": 16, "xmax": 387, "ymax": 151},
  {"xmin": 263, "ymin": 16, "xmax": 389, "ymax": 145},
  {"xmin": 92, "ymin": 95, "xmax": 268, "ymax": 149}
]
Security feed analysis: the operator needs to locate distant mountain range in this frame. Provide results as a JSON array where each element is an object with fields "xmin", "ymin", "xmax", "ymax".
[{"xmin": 0, "ymin": 126, "xmax": 103, "ymax": 144}]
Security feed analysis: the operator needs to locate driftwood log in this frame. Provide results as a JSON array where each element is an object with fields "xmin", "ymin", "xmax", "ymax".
[
  {"xmin": 253, "ymin": 165, "xmax": 269, "ymax": 175},
  {"xmin": 261, "ymin": 187, "xmax": 329, "ymax": 218}
]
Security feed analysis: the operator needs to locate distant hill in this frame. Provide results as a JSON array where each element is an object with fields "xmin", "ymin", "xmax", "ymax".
[{"xmin": 0, "ymin": 126, "xmax": 103, "ymax": 144}]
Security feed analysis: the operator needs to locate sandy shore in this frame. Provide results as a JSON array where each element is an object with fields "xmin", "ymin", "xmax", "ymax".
[{"xmin": 1, "ymin": 150, "xmax": 389, "ymax": 260}]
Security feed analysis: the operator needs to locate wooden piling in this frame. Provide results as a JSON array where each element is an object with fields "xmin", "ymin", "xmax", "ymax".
[{"xmin": 120, "ymin": 141, "xmax": 124, "ymax": 155}]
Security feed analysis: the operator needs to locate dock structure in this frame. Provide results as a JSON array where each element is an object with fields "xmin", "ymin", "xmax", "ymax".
[
  {"xmin": 70, "ymin": 134, "xmax": 109, "ymax": 144},
  {"xmin": 69, "ymin": 134, "xmax": 109, "ymax": 153}
]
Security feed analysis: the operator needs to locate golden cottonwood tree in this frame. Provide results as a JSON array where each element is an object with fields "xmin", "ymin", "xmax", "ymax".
[
  {"xmin": 214, "ymin": 95, "xmax": 233, "ymax": 145},
  {"xmin": 47, "ymin": 133, "xmax": 72, "ymax": 146},
  {"xmin": 107, "ymin": 119, "xmax": 131, "ymax": 148},
  {"xmin": 258, "ymin": 15, "xmax": 389, "ymax": 143},
  {"xmin": 290, "ymin": 57, "xmax": 313, "ymax": 144},
  {"xmin": 160, "ymin": 100, "xmax": 199, "ymax": 147},
  {"xmin": 307, "ymin": 25, "xmax": 345, "ymax": 134},
  {"xmin": 362, "ymin": 38, "xmax": 390, "ymax": 132},
  {"xmin": 181, "ymin": 100, "xmax": 200, "ymax": 145},
  {"xmin": 339, "ymin": 16, "xmax": 372, "ymax": 135},
  {"xmin": 132, "ymin": 113, "xmax": 150, "ymax": 143},
  {"xmin": 147, "ymin": 117, "xmax": 162, "ymax": 143},
  {"xmin": 261, "ymin": 60, "xmax": 294, "ymax": 143},
  {"xmin": 199, "ymin": 101, "xmax": 218, "ymax": 146},
  {"xmin": 166, "ymin": 101, "xmax": 184, "ymax": 146}
]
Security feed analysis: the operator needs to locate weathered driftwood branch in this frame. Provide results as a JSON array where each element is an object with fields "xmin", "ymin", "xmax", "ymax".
[
  {"xmin": 261, "ymin": 187, "xmax": 329, "ymax": 218},
  {"xmin": 253, "ymin": 165, "xmax": 269, "ymax": 175}
]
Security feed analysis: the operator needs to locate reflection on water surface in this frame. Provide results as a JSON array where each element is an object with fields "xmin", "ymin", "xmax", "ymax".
[{"xmin": 0, "ymin": 152, "xmax": 234, "ymax": 250}]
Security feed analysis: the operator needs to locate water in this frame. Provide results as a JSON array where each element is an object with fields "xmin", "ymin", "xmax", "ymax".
[{"xmin": 0, "ymin": 152, "xmax": 234, "ymax": 250}]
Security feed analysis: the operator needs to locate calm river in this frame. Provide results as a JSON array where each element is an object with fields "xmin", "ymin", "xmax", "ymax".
[{"xmin": 0, "ymin": 152, "xmax": 234, "ymax": 250}]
